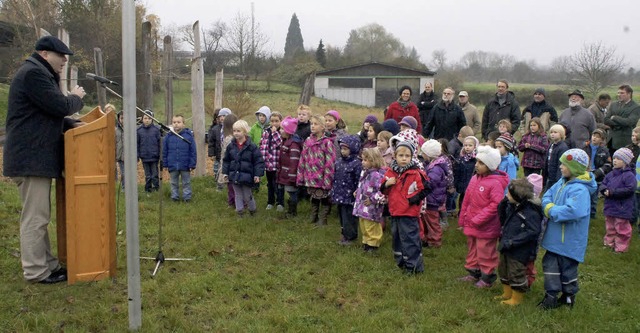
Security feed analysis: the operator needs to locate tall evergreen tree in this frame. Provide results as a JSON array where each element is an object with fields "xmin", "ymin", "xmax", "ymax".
[
  {"xmin": 284, "ymin": 13, "xmax": 304, "ymax": 60},
  {"xmin": 316, "ymin": 39, "xmax": 326, "ymax": 68}
]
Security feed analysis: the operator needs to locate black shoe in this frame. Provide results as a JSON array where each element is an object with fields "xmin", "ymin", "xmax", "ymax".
[
  {"xmin": 558, "ymin": 293, "xmax": 576, "ymax": 308},
  {"xmin": 249, "ymin": 210, "xmax": 256, "ymax": 216},
  {"xmin": 51, "ymin": 267, "xmax": 67, "ymax": 278},
  {"xmin": 537, "ymin": 293, "xmax": 559, "ymax": 310},
  {"xmin": 38, "ymin": 273, "xmax": 67, "ymax": 284}
]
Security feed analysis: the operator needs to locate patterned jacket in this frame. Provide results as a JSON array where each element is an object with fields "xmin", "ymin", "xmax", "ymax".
[
  {"xmin": 259, "ymin": 127, "xmax": 282, "ymax": 171},
  {"xmin": 353, "ymin": 168, "xmax": 387, "ymax": 222},
  {"xmin": 276, "ymin": 135, "xmax": 303, "ymax": 186},
  {"xmin": 424, "ymin": 156, "xmax": 450, "ymax": 210},
  {"xmin": 332, "ymin": 135, "xmax": 362, "ymax": 204},
  {"xmin": 518, "ymin": 132, "xmax": 549, "ymax": 169},
  {"xmin": 296, "ymin": 134, "xmax": 336, "ymax": 190}
]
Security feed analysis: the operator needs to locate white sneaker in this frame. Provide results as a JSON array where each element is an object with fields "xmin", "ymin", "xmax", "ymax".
[
  {"xmin": 266, "ymin": 204, "xmax": 274, "ymax": 210},
  {"xmin": 276, "ymin": 205, "xmax": 284, "ymax": 212}
]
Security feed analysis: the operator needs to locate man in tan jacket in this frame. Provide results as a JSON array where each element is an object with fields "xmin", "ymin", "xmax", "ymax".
[{"xmin": 458, "ymin": 91, "xmax": 480, "ymax": 135}]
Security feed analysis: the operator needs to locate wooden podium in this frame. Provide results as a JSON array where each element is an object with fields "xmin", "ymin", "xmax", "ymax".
[{"xmin": 55, "ymin": 107, "xmax": 117, "ymax": 284}]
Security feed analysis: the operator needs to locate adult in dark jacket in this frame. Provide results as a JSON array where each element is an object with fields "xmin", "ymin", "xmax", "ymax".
[
  {"xmin": 481, "ymin": 80, "xmax": 520, "ymax": 140},
  {"xmin": 423, "ymin": 87, "xmax": 467, "ymax": 140},
  {"xmin": 384, "ymin": 85, "xmax": 422, "ymax": 132},
  {"xmin": 418, "ymin": 82, "xmax": 437, "ymax": 136},
  {"xmin": 603, "ymin": 85, "xmax": 640, "ymax": 151},
  {"xmin": 137, "ymin": 113, "xmax": 161, "ymax": 192},
  {"xmin": 521, "ymin": 88, "xmax": 558, "ymax": 132},
  {"xmin": 558, "ymin": 90, "xmax": 597, "ymax": 149},
  {"xmin": 3, "ymin": 36, "xmax": 86, "ymax": 284}
]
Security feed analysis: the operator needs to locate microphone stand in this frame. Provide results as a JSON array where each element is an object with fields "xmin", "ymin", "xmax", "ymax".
[{"xmin": 98, "ymin": 82, "xmax": 193, "ymax": 276}]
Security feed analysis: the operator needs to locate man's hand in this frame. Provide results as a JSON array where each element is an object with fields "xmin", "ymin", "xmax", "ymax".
[{"xmin": 70, "ymin": 85, "xmax": 86, "ymax": 98}]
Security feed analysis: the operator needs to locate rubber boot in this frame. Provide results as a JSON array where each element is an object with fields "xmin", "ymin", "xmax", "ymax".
[
  {"xmin": 501, "ymin": 290, "xmax": 524, "ymax": 306},
  {"xmin": 286, "ymin": 199, "xmax": 297, "ymax": 218},
  {"xmin": 558, "ymin": 293, "xmax": 576, "ymax": 308},
  {"xmin": 317, "ymin": 202, "xmax": 330, "ymax": 226},
  {"xmin": 494, "ymin": 284, "xmax": 512, "ymax": 300},
  {"xmin": 537, "ymin": 293, "xmax": 559, "ymax": 310},
  {"xmin": 310, "ymin": 199, "xmax": 319, "ymax": 224}
]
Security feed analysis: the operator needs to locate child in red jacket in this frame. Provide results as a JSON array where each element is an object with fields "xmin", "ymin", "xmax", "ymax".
[
  {"xmin": 381, "ymin": 141, "xmax": 429, "ymax": 274},
  {"xmin": 458, "ymin": 145, "xmax": 510, "ymax": 288}
]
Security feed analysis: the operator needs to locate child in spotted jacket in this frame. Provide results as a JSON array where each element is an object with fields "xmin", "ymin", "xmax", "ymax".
[
  {"xmin": 333, "ymin": 135, "xmax": 362, "ymax": 244},
  {"xmin": 353, "ymin": 148, "xmax": 387, "ymax": 252}
]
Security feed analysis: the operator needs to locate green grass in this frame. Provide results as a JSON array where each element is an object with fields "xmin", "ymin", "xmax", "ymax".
[{"xmin": 1, "ymin": 177, "xmax": 640, "ymax": 331}]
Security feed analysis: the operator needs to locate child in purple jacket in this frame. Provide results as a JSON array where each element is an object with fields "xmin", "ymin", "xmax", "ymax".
[
  {"xmin": 600, "ymin": 147, "xmax": 636, "ymax": 253},
  {"xmin": 353, "ymin": 148, "xmax": 387, "ymax": 252},
  {"xmin": 419, "ymin": 139, "xmax": 449, "ymax": 248},
  {"xmin": 333, "ymin": 135, "xmax": 362, "ymax": 245}
]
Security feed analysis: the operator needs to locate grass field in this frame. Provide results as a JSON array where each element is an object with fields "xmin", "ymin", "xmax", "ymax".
[{"xmin": 1, "ymin": 176, "xmax": 640, "ymax": 331}]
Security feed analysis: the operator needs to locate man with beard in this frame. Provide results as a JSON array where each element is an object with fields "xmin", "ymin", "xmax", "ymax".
[
  {"xmin": 481, "ymin": 79, "xmax": 520, "ymax": 140},
  {"xmin": 423, "ymin": 87, "xmax": 467, "ymax": 140},
  {"xmin": 521, "ymin": 87, "xmax": 558, "ymax": 132},
  {"xmin": 558, "ymin": 90, "xmax": 596, "ymax": 149},
  {"xmin": 604, "ymin": 85, "xmax": 640, "ymax": 151},
  {"xmin": 458, "ymin": 91, "xmax": 480, "ymax": 135},
  {"xmin": 418, "ymin": 82, "xmax": 437, "ymax": 136}
]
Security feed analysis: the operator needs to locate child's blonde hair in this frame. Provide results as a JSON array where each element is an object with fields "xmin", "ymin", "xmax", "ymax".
[
  {"xmin": 549, "ymin": 124, "xmax": 566, "ymax": 140},
  {"xmin": 377, "ymin": 130, "xmax": 392, "ymax": 144},
  {"xmin": 270, "ymin": 111, "xmax": 283, "ymax": 121},
  {"xmin": 458, "ymin": 126, "xmax": 474, "ymax": 138},
  {"xmin": 297, "ymin": 104, "xmax": 311, "ymax": 113},
  {"xmin": 633, "ymin": 126, "xmax": 640, "ymax": 135},
  {"xmin": 233, "ymin": 119, "xmax": 250, "ymax": 134},
  {"xmin": 498, "ymin": 119, "xmax": 512, "ymax": 133},
  {"xmin": 104, "ymin": 103, "xmax": 116, "ymax": 113},
  {"xmin": 361, "ymin": 148, "xmax": 384, "ymax": 169}
]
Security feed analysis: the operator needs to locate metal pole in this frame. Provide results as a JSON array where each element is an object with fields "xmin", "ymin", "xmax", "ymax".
[{"xmin": 122, "ymin": 0, "xmax": 142, "ymax": 330}]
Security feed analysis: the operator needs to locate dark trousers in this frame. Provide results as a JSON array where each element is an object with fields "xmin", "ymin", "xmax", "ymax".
[
  {"xmin": 142, "ymin": 161, "xmax": 159, "ymax": 192},
  {"xmin": 542, "ymin": 251, "xmax": 579, "ymax": 297},
  {"xmin": 446, "ymin": 191, "xmax": 458, "ymax": 212},
  {"xmin": 391, "ymin": 216, "xmax": 424, "ymax": 273},
  {"xmin": 523, "ymin": 167, "xmax": 541, "ymax": 177},
  {"xmin": 498, "ymin": 253, "xmax": 529, "ymax": 292},
  {"xmin": 590, "ymin": 186, "xmax": 599, "ymax": 217},
  {"xmin": 266, "ymin": 171, "xmax": 283, "ymax": 206},
  {"xmin": 277, "ymin": 185, "xmax": 298, "ymax": 205},
  {"xmin": 338, "ymin": 204, "xmax": 358, "ymax": 241}
]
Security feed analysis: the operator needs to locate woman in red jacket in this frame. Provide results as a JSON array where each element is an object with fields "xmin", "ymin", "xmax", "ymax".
[{"xmin": 385, "ymin": 86, "xmax": 421, "ymax": 133}]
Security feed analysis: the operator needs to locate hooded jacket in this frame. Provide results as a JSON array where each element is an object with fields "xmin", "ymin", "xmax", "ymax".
[
  {"xmin": 276, "ymin": 134, "xmax": 303, "ymax": 186},
  {"xmin": 601, "ymin": 166, "xmax": 636, "ymax": 220},
  {"xmin": 459, "ymin": 170, "xmax": 510, "ymax": 238},
  {"xmin": 481, "ymin": 91, "xmax": 520, "ymax": 140},
  {"xmin": 424, "ymin": 155, "xmax": 450, "ymax": 210},
  {"xmin": 162, "ymin": 128, "xmax": 197, "ymax": 172},
  {"xmin": 4, "ymin": 54, "xmax": 84, "ymax": 178},
  {"xmin": 248, "ymin": 108, "xmax": 272, "ymax": 144},
  {"xmin": 353, "ymin": 168, "xmax": 387, "ymax": 222},
  {"xmin": 541, "ymin": 172, "xmax": 597, "ymax": 263},
  {"xmin": 137, "ymin": 123, "xmax": 161, "ymax": 162},
  {"xmin": 222, "ymin": 136, "xmax": 265, "ymax": 185},
  {"xmin": 498, "ymin": 198, "xmax": 543, "ymax": 264},
  {"xmin": 296, "ymin": 134, "xmax": 336, "ymax": 190},
  {"xmin": 332, "ymin": 135, "xmax": 362, "ymax": 204}
]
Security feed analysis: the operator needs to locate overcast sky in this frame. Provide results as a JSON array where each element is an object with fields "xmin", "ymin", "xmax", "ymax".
[{"xmin": 144, "ymin": 0, "xmax": 640, "ymax": 69}]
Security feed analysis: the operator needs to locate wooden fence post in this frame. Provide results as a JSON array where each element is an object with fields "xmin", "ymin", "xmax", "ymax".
[
  {"xmin": 163, "ymin": 36, "xmax": 174, "ymax": 124},
  {"xmin": 93, "ymin": 48, "xmax": 107, "ymax": 109},
  {"xmin": 142, "ymin": 21, "xmax": 153, "ymax": 111},
  {"xmin": 214, "ymin": 68, "xmax": 224, "ymax": 109},
  {"xmin": 191, "ymin": 21, "xmax": 206, "ymax": 177}
]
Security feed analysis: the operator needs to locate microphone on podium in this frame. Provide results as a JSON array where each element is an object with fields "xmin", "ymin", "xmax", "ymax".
[{"xmin": 86, "ymin": 73, "xmax": 120, "ymax": 86}]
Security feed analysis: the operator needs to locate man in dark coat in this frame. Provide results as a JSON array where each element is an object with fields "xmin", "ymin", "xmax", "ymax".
[
  {"xmin": 418, "ymin": 82, "xmax": 437, "ymax": 136},
  {"xmin": 423, "ymin": 87, "xmax": 467, "ymax": 140},
  {"xmin": 481, "ymin": 79, "xmax": 521, "ymax": 140},
  {"xmin": 3, "ymin": 36, "xmax": 86, "ymax": 284}
]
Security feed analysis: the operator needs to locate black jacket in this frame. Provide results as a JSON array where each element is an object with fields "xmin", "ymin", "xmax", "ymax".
[
  {"xmin": 544, "ymin": 140, "xmax": 569, "ymax": 189},
  {"xmin": 3, "ymin": 54, "xmax": 84, "ymax": 178},
  {"xmin": 418, "ymin": 91, "xmax": 437, "ymax": 113},
  {"xmin": 222, "ymin": 137, "xmax": 265, "ymax": 186},
  {"xmin": 522, "ymin": 100, "xmax": 558, "ymax": 122},
  {"xmin": 498, "ymin": 198, "xmax": 543, "ymax": 264},
  {"xmin": 207, "ymin": 123, "xmax": 222, "ymax": 159},
  {"xmin": 582, "ymin": 142, "xmax": 611, "ymax": 182},
  {"xmin": 481, "ymin": 91, "xmax": 520, "ymax": 140},
  {"xmin": 424, "ymin": 101, "xmax": 467, "ymax": 140}
]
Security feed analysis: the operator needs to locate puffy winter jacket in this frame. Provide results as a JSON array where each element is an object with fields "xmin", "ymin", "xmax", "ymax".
[
  {"xmin": 542, "ymin": 172, "xmax": 597, "ymax": 262},
  {"xmin": 601, "ymin": 166, "xmax": 636, "ymax": 220},
  {"xmin": 353, "ymin": 168, "xmax": 387, "ymax": 222},
  {"xmin": 137, "ymin": 124, "xmax": 161, "ymax": 162},
  {"xmin": 499, "ymin": 153, "xmax": 519, "ymax": 181},
  {"xmin": 545, "ymin": 140, "xmax": 569, "ymax": 189},
  {"xmin": 454, "ymin": 156, "xmax": 476, "ymax": 194},
  {"xmin": 296, "ymin": 135, "xmax": 336, "ymax": 190},
  {"xmin": 498, "ymin": 198, "xmax": 543, "ymax": 264},
  {"xmin": 332, "ymin": 135, "xmax": 362, "ymax": 204},
  {"xmin": 582, "ymin": 142, "xmax": 611, "ymax": 182},
  {"xmin": 276, "ymin": 135, "xmax": 303, "ymax": 186},
  {"xmin": 222, "ymin": 136, "xmax": 265, "ymax": 185},
  {"xmin": 162, "ymin": 128, "xmax": 197, "ymax": 172},
  {"xmin": 424, "ymin": 156, "xmax": 449, "ymax": 210},
  {"xmin": 459, "ymin": 170, "xmax": 510, "ymax": 238},
  {"xmin": 385, "ymin": 100, "xmax": 422, "ymax": 132},
  {"xmin": 381, "ymin": 166, "xmax": 429, "ymax": 217}
]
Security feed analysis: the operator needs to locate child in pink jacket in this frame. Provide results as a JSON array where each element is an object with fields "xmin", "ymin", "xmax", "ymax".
[{"xmin": 458, "ymin": 145, "xmax": 509, "ymax": 288}]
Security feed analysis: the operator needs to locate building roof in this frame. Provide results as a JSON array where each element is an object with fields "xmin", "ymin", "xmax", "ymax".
[{"xmin": 317, "ymin": 61, "xmax": 436, "ymax": 77}]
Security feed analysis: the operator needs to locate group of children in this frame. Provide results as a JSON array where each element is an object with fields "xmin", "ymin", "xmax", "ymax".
[{"xmin": 169, "ymin": 103, "xmax": 638, "ymax": 310}]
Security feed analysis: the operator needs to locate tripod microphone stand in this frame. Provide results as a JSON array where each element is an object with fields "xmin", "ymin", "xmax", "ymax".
[{"xmin": 96, "ymin": 80, "xmax": 193, "ymax": 277}]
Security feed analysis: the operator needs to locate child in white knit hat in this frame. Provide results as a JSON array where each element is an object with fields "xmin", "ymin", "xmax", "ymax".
[
  {"xmin": 458, "ymin": 145, "xmax": 510, "ymax": 288},
  {"xmin": 418, "ymin": 140, "xmax": 449, "ymax": 248}
]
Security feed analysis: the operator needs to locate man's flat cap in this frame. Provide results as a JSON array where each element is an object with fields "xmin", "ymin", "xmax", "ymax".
[{"xmin": 35, "ymin": 36, "xmax": 74, "ymax": 55}]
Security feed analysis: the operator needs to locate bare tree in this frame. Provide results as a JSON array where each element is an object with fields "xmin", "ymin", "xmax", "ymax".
[
  {"xmin": 568, "ymin": 42, "xmax": 625, "ymax": 97},
  {"xmin": 431, "ymin": 49, "xmax": 447, "ymax": 71},
  {"xmin": 224, "ymin": 11, "xmax": 268, "ymax": 83}
]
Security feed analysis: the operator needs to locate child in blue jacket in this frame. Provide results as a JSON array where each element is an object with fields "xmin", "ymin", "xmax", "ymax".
[
  {"xmin": 162, "ymin": 115, "xmax": 197, "ymax": 202},
  {"xmin": 539, "ymin": 149, "xmax": 597, "ymax": 310}
]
